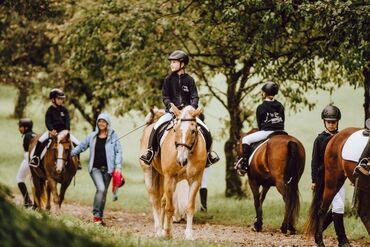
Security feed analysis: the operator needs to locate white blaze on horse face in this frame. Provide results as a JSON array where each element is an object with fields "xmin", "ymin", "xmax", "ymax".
[
  {"xmin": 56, "ymin": 143, "xmax": 64, "ymax": 173},
  {"xmin": 177, "ymin": 121, "xmax": 190, "ymax": 165}
]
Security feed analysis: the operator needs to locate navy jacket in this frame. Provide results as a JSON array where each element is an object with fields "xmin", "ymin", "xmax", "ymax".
[
  {"xmin": 256, "ymin": 100, "xmax": 285, "ymax": 131},
  {"xmin": 45, "ymin": 105, "xmax": 70, "ymax": 132},
  {"xmin": 311, "ymin": 131, "xmax": 336, "ymax": 183},
  {"xmin": 162, "ymin": 72, "xmax": 199, "ymax": 111}
]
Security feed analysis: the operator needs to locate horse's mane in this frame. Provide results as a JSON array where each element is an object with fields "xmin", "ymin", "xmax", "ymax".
[{"xmin": 145, "ymin": 107, "xmax": 165, "ymax": 125}]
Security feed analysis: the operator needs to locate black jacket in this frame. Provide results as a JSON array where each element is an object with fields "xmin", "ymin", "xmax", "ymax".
[
  {"xmin": 256, "ymin": 100, "xmax": 285, "ymax": 131},
  {"xmin": 45, "ymin": 105, "xmax": 70, "ymax": 132},
  {"xmin": 23, "ymin": 130, "xmax": 36, "ymax": 152},
  {"xmin": 311, "ymin": 131, "xmax": 336, "ymax": 183},
  {"xmin": 162, "ymin": 72, "xmax": 199, "ymax": 111}
]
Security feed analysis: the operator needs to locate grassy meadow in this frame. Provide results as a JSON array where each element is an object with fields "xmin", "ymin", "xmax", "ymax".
[{"xmin": 0, "ymin": 82, "xmax": 368, "ymax": 243}]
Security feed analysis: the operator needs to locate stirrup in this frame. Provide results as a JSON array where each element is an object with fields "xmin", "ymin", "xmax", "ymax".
[
  {"xmin": 29, "ymin": 156, "xmax": 40, "ymax": 168},
  {"xmin": 206, "ymin": 151, "xmax": 220, "ymax": 167},
  {"xmin": 140, "ymin": 149, "xmax": 154, "ymax": 165},
  {"xmin": 234, "ymin": 158, "xmax": 248, "ymax": 176}
]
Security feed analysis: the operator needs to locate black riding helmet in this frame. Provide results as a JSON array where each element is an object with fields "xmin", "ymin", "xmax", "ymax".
[
  {"xmin": 168, "ymin": 50, "xmax": 189, "ymax": 65},
  {"xmin": 321, "ymin": 105, "xmax": 341, "ymax": 121},
  {"xmin": 18, "ymin": 118, "xmax": 33, "ymax": 130},
  {"xmin": 49, "ymin": 88, "xmax": 65, "ymax": 99},
  {"xmin": 262, "ymin": 81, "xmax": 279, "ymax": 96}
]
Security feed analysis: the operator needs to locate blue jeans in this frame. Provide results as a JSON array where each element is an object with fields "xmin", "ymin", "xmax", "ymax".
[{"xmin": 90, "ymin": 167, "xmax": 112, "ymax": 218}]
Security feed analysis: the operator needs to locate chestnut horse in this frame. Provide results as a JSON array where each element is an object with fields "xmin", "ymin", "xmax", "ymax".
[
  {"xmin": 305, "ymin": 127, "xmax": 370, "ymax": 246},
  {"xmin": 29, "ymin": 130, "xmax": 78, "ymax": 211},
  {"xmin": 139, "ymin": 106, "xmax": 207, "ymax": 240},
  {"xmin": 238, "ymin": 130, "xmax": 305, "ymax": 233}
]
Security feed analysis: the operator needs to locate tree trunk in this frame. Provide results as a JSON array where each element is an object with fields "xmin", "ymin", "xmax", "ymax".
[
  {"xmin": 364, "ymin": 65, "xmax": 370, "ymax": 126},
  {"xmin": 225, "ymin": 77, "xmax": 245, "ymax": 197},
  {"xmin": 14, "ymin": 82, "xmax": 29, "ymax": 118}
]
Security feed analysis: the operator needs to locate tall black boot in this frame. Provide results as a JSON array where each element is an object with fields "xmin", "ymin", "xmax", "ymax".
[
  {"xmin": 322, "ymin": 210, "xmax": 333, "ymax": 231},
  {"xmin": 236, "ymin": 144, "xmax": 253, "ymax": 176},
  {"xmin": 18, "ymin": 182, "xmax": 32, "ymax": 208},
  {"xmin": 200, "ymin": 126, "xmax": 219, "ymax": 167},
  {"xmin": 332, "ymin": 213, "xmax": 351, "ymax": 247},
  {"xmin": 199, "ymin": 188, "xmax": 207, "ymax": 212},
  {"xmin": 30, "ymin": 141, "xmax": 45, "ymax": 167},
  {"xmin": 140, "ymin": 128, "xmax": 156, "ymax": 165}
]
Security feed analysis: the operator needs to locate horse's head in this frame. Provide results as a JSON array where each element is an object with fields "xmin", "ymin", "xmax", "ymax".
[
  {"xmin": 50, "ymin": 130, "xmax": 72, "ymax": 174},
  {"xmin": 173, "ymin": 105, "xmax": 202, "ymax": 166}
]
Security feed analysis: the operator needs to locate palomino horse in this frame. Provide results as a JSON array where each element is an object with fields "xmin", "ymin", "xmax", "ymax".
[
  {"xmin": 29, "ymin": 130, "xmax": 78, "ymax": 211},
  {"xmin": 305, "ymin": 127, "xmax": 370, "ymax": 246},
  {"xmin": 238, "ymin": 130, "xmax": 305, "ymax": 234},
  {"xmin": 139, "ymin": 106, "xmax": 207, "ymax": 239}
]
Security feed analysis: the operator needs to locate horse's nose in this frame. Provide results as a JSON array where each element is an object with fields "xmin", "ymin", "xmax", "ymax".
[
  {"xmin": 177, "ymin": 158, "xmax": 187, "ymax": 167},
  {"xmin": 56, "ymin": 168, "xmax": 62, "ymax": 174}
]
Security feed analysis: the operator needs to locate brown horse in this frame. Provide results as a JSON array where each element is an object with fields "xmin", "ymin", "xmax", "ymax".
[
  {"xmin": 29, "ymin": 130, "xmax": 78, "ymax": 211},
  {"xmin": 304, "ymin": 127, "xmax": 370, "ymax": 246},
  {"xmin": 238, "ymin": 130, "xmax": 305, "ymax": 234},
  {"xmin": 139, "ymin": 106, "xmax": 207, "ymax": 239}
]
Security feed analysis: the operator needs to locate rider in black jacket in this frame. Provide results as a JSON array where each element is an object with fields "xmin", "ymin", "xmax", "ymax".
[
  {"xmin": 140, "ymin": 50, "xmax": 219, "ymax": 166},
  {"xmin": 311, "ymin": 105, "xmax": 351, "ymax": 247}
]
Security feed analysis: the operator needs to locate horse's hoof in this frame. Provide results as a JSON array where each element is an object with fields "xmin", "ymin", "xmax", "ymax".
[
  {"xmin": 288, "ymin": 227, "xmax": 296, "ymax": 235},
  {"xmin": 280, "ymin": 224, "xmax": 287, "ymax": 234},
  {"xmin": 185, "ymin": 229, "xmax": 194, "ymax": 240},
  {"xmin": 253, "ymin": 222, "xmax": 262, "ymax": 232}
]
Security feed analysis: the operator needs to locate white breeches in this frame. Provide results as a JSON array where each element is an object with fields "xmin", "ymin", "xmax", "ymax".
[
  {"xmin": 16, "ymin": 152, "xmax": 31, "ymax": 183},
  {"xmin": 332, "ymin": 184, "xmax": 345, "ymax": 214},
  {"xmin": 201, "ymin": 168, "xmax": 209, "ymax": 189},
  {"xmin": 154, "ymin": 113, "xmax": 209, "ymax": 132},
  {"xmin": 154, "ymin": 113, "xmax": 173, "ymax": 129},
  {"xmin": 242, "ymin": 130, "xmax": 274, "ymax": 145}
]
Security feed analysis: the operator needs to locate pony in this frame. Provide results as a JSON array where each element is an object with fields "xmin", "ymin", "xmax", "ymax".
[
  {"xmin": 29, "ymin": 130, "xmax": 78, "ymax": 211},
  {"xmin": 139, "ymin": 105, "xmax": 207, "ymax": 240},
  {"xmin": 237, "ymin": 129, "xmax": 305, "ymax": 234},
  {"xmin": 304, "ymin": 127, "xmax": 370, "ymax": 246}
]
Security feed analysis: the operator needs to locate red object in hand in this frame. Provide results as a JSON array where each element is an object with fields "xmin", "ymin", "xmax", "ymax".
[{"xmin": 112, "ymin": 170, "xmax": 125, "ymax": 193}]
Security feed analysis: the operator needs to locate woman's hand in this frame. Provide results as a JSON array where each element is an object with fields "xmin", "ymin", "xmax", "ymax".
[{"xmin": 311, "ymin": 183, "xmax": 316, "ymax": 191}]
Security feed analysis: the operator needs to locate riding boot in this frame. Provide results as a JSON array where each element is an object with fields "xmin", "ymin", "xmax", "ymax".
[
  {"xmin": 140, "ymin": 128, "xmax": 156, "ymax": 165},
  {"xmin": 236, "ymin": 144, "xmax": 252, "ymax": 176},
  {"xmin": 332, "ymin": 213, "xmax": 351, "ymax": 247},
  {"xmin": 30, "ymin": 141, "xmax": 44, "ymax": 167},
  {"xmin": 200, "ymin": 126, "xmax": 219, "ymax": 167},
  {"xmin": 199, "ymin": 188, "xmax": 207, "ymax": 212},
  {"xmin": 322, "ymin": 210, "xmax": 333, "ymax": 231},
  {"xmin": 17, "ymin": 182, "xmax": 32, "ymax": 208}
]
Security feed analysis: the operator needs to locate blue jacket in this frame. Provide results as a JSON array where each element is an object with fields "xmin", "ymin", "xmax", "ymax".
[{"xmin": 71, "ymin": 113, "xmax": 122, "ymax": 174}]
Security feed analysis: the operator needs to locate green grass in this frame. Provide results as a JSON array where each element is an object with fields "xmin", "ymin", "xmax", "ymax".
[{"xmin": 0, "ymin": 83, "xmax": 368, "ymax": 243}]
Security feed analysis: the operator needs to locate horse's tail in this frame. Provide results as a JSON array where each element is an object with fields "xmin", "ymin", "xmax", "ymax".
[
  {"xmin": 284, "ymin": 141, "xmax": 301, "ymax": 228},
  {"xmin": 304, "ymin": 166, "xmax": 325, "ymax": 238}
]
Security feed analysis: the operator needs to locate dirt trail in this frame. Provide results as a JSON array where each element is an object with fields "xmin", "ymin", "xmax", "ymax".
[{"xmin": 16, "ymin": 196, "xmax": 367, "ymax": 247}]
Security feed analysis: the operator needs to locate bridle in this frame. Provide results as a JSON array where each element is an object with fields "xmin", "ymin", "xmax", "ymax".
[{"xmin": 174, "ymin": 117, "xmax": 198, "ymax": 152}]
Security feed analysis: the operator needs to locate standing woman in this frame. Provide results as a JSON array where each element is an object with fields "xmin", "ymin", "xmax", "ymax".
[
  {"xmin": 71, "ymin": 113, "xmax": 123, "ymax": 225},
  {"xmin": 17, "ymin": 118, "xmax": 36, "ymax": 208}
]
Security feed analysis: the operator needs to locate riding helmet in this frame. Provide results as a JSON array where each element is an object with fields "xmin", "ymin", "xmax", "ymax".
[
  {"xmin": 168, "ymin": 50, "xmax": 189, "ymax": 65},
  {"xmin": 261, "ymin": 81, "xmax": 279, "ymax": 96},
  {"xmin": 49, "ymin": 88, "xmax": 65, "ymax": 99},
  {"xmin": 321, "ymin": 105, "xmax": 341, "ymax": 121},
  {"xmin": 18, "ymin": 118, "xmax": 33, "ymax": 130}
]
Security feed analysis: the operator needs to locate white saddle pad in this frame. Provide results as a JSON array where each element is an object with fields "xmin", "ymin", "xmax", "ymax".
[
  {"xmin": 342, "ymin": 130, "xmax": 369, "ymax": 162},
  {"xmin": 249, "ymin": 139, "xmax": 269, "ymax": 165}
]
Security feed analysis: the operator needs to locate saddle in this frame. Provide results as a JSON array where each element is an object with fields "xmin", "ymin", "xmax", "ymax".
[
  {"xmin": 248, "ymin": 131, "xmax": 288, "ymax": 164},
  {"xmin": 342, "ymin": 130, "xmax": 369, "ymax": 162}
]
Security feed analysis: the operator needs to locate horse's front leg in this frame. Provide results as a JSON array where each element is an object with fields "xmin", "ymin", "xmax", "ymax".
[
  {"xmin": 162, "ymin": 175, "xmax": 176, "ymax": 239},
  {"xmin": 185, "ymin": 175, "xmax": 202, "ymax": 240},
  {"xmin": 47, "ymin": 178, "xmax": 60, "ymax": 213},
  {"xmin": 144, "ymin": 167, "xmax": 164, "ymax": 237},
  {"xmin": 249, "ymin": 179, "xmax": 263, "ymax": 231},
  {"xmin": 59, "ymin": 180, "xmax": 72, "ymax": 208}
]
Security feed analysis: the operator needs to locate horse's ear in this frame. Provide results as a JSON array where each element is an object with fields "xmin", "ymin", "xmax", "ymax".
[
  {"xmin": 191, "ymin": 107, "xmax": 203, "ymax": 118},
  {"xmin": 172, "ymin": 104, "xmax": 181, "ymax": 118}
]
